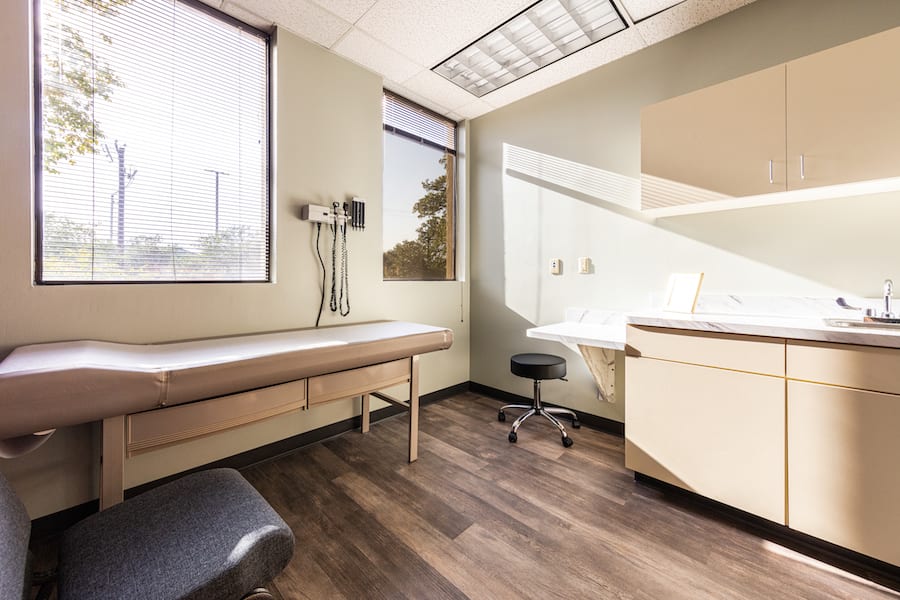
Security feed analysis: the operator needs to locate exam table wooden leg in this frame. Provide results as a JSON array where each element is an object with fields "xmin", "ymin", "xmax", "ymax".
[
  {"xmin": 361, "ymin": 394, "xmax": 370, "ymax": 433},
  {"xmin": 408, "ymin": 356, "xmax": 419, "ymax": 463},
  {"xmin": 101, "ymin": 415, "xmax": 125, "ymax": 509}
]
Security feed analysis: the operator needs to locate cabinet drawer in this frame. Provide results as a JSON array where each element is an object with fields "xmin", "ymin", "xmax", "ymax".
[
  {"xmin": 787, "ymin": 341, "xmax": 900, "ymax": 395},
  {"xmin": 308, "ymin": 359, "xmax": 410, "ymax": 406},
  {"xmin": 127, "ymin": 379, "xmax": 306, "ymax": 455},
  {"xmin": 626, "ymin": 325, "xmax": 784, "ymax": 376}
]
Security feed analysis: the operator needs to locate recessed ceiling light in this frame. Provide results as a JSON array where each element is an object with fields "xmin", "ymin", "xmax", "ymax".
[{"xmin": 432, "ymin": 0, "xmax": 627, "ymax": 97}]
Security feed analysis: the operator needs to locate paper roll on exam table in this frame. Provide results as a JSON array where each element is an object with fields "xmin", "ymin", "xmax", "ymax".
[{"xmin": 0, "ymin": 321, "xmax": 453, "ymax": 508}]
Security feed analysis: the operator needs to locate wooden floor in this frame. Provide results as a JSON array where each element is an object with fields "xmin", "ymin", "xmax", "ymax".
[
  {"xmin": 27, "ymin": 392, "xmax": 899, "ymax": 599},
  {"xmin": 243, "ymin": 393, "xmax": 899, "ymax": 600}
]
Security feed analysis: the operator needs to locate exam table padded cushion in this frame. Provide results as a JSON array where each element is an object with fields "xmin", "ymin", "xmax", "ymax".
[
  {"xmin": 0, "ymin": 321, "xmax": 453, "ymax": 440},
  {"xmin": 0, "ymin": 472, "xmax": 31, "ymax": 600},
  {"xmin": 58, "ymin": 468, "xmax": 294, "ymax": 600}
]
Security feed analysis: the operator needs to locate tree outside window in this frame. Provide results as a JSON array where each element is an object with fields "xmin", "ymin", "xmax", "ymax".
[
  {"xmin": 382, "ymin": 93, "xmax": 457, "ymax": 281},
  {"xmin": 36, "ymin": 0, "xmax": 269, "ymax": 283}
]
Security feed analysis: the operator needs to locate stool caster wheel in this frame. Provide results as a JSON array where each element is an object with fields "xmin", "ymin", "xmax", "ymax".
[
  {"xmin": 498, "ymin": 410, "xmax": 506, "ymax": 422},
  {"xmin": 508, "ymin": 431, "xmax": 517, "ymax": 443},
  {"xmin": 562, "ymin": 436, "xmax": 573, "ymax": 448},
  {"xmin": 572, "ymin": 419, "xmax": 581, "ymax": 429}
]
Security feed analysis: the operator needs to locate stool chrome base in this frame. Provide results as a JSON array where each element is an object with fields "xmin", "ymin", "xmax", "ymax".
[{"xmin": 498, "ymin": 379, "xmax": 580, "ymax": 447}]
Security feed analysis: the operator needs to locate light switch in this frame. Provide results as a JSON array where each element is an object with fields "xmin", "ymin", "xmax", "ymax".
[
  {"xmin": 550, "ymin": 258, "xmax": 562, "ymax": 275},
  {"xmin": 578, "ymin": 257, "xmax": 592, "ymax": 274}
]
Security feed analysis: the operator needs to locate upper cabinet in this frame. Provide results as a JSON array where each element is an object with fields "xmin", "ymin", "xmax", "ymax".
[
  {"xmin": 641, "ymin": 65, "xmax": 786, "ymax": 208},
  {"xmin": 641, "ymin": 26, "xmax": 900, "ymax": 214},
  {"xmin": 787, "ymin": 27, "xmax": 900, "ymax": 189}
]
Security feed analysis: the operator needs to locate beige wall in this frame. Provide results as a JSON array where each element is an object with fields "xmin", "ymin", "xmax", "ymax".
[
  {"xmin": 0, "ymin": 2, "xmax": 469, "ymax": 517},
  {"xmin": 469, "ymin": 0, "xmax": 900, "ymax": 423}
]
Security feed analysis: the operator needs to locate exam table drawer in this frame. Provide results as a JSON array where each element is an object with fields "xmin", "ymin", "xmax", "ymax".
[
  {"xmin": 308, "ymin": 359, "xmax": 410, "ymax": 406},
  {"xmin": 127, "ymin": 379, "xmax": 307, "ymax": 455}
]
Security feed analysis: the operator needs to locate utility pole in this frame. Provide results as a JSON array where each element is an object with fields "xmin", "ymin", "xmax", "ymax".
[
  {"xmin": 116, "ymin": 142, "xmax": 126, "ymax": 250},
  {"xmin": 204, "ymin": 169, "xmax": 229, "ymax": 233},
  {"xmin": 105, "ymin": 141, "xmax": 136, "ymax": 251}
]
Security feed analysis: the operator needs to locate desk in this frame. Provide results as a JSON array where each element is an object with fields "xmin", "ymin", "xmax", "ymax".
[
  {"xmin": 526, "ymin": 309, "xmax": 624, "ymax": 402},
  {"xmin": 0, "ymin": 321, "xmax": 453, "ymax": 508}
]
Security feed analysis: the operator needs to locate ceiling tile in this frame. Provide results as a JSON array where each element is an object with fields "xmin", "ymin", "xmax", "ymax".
[
  {"xmin": 333, "ymin": 28, "xmax": 423, "ymax": 84},
  {"xmin": 482, "ymin": 27, "xmax": 647, "ymax": 108},
  {"xmin": 617, "ymin": 0, "xmax": 686, "ymax": 23},
  {"xmin": 453, "ymin": 98, "xmax": 495, "ymax": 120},
  {"xmin": 220, "ymin": 1, "xmax": 272, "ymax": 31},
  {"xmin": 356, "ymin": 0, "xmax": 532, "ymax": 67},
  {"xmin": 635, "ymin": 0, "xmax": 756, "ymax": 46},
  {"xmin": 383, "ymin": 80, "xmax": 453, "ymax": 117},
  {"xmin": 197, "ymin": 0, "xmax": 223, "ymax": 9},
  {"xmin": 232, "ymin": 0, "xmax": 351, "ymax": 47},
  {"xmin": 307, "ymin": 0, "xmax": 378, "ymax": 25}
]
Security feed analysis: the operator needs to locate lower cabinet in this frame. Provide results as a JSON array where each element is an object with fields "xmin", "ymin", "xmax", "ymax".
[
  {"xmin": 787, "ymin": 380, "xmax": 900, "ymax": 566},
  {"xmin": 626, "ymin": 327, "xmax": 900, "ymax": 567},
  {"xmin": 625, "ymin": 355, "xmax": 786, "ymax": 524}
]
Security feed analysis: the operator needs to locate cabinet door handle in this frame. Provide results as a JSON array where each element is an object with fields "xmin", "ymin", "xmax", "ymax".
[
  {"xmin": 800, "ymin": 154, "xmax": 806, "ymax": 180},
  {"xmin": 768, "ymin": 159, "xmax": 774, "ymax": 184}
]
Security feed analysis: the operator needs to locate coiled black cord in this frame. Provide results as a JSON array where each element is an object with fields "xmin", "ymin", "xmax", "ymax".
[
  {"xmin": 315, "ymin": 223, "xmax": 326, "ymax": 327},
  {"xmin": 338, "ymin": 218, "xmax": 350, "ymax": 316}
]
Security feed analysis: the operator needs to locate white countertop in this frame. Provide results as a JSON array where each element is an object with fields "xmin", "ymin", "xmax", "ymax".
[
  {"xmin": 526, "ymin": 298, "xmax": 900, "ymax": 351},
  {"xmin": 627, "ymin": 311, "xmax": 900, "ymax": 349},
  {"xmin": 526, "ymin": 309, "xmax": 625, "ymax": 350}
]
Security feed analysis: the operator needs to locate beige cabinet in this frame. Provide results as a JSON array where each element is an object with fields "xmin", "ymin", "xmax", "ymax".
[
  {"xmin": 626, "ymin": 327, "xmax": 900, "ymax": 566},
  {"xmin": 641, "ymin": 26, "xmax": 900, "ymax": 211},
  {"xmin": 641, "ymin": 65, "xmax": 786, "ymax": 208},
  {"xmin": 625, "ymin": 326, "xmax": 786, "ymax": 523},
  {"xmin": 786, "ymin": 341, "xmax": 900, "ymax": 566},
  {"xmin": 787, "ymin": 26, "xmax": 900, "ymax": 189}
]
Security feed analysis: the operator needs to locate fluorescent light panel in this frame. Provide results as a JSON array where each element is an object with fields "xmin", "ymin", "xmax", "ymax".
[{"xmin": 433, "ymin": 0, "xmax": 626, "ymax": 97}]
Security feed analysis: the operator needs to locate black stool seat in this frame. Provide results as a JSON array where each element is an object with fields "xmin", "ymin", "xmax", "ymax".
[
  {"xmin": 500, "ymin": 353, "xmax": 578, "ymax": 448},
  {"xmin": 510, "ymin": 353, "xmax": 566, "ymax": 380}
]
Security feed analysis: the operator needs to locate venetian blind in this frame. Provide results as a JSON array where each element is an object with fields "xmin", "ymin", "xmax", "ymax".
[
  {"xmin": 36, "ymin": 0, "xmax": 269, "ymax": 283},
  {"xmin": 382, "ymin": 91, "xmax": 457, "ymax": 154}
]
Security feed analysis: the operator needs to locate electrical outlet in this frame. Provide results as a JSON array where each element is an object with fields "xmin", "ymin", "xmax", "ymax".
[{"xmin": 550, "ymin": 258, "xmax": 562, "ymax": 275}]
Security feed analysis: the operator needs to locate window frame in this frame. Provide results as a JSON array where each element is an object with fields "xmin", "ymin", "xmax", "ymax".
[
  {"xmin": 382, "ymin": 91, "xmax": 458, "ymax": 282},
  {"xmin": 32, "ymin": 0, "xmax": 273, "ymax": 285}
]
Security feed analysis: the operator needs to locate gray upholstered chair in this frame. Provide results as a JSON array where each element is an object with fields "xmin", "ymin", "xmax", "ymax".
[{"xmin": 1, "ymin": 468, "xmax": 294, "ymax": 600}]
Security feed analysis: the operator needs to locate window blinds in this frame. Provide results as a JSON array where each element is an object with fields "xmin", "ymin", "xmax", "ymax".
[
  {"xmin": 36, "ymin": 0, "xmax": 269, "ymax": 283},
  {"xmin": 382, "ymin": 91, "xmax": 457, "ymax": 154}
]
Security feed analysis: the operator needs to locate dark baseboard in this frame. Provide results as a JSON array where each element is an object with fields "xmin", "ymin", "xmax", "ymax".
[
  {"xmin": 634, "ymin": 473, "xmax": 900, "ymax": 593},
  {"xmin": 468, "ymin": 381, "xmax": 625, "ymax": 436},
  {"xmin": 30, "ymin": 381, "xmax": 470, "ymax": 539}
]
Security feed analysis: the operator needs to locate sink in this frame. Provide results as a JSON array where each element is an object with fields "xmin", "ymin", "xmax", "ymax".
[{"xmin": 824, "ymin": 318, "xmax": 900, "ymax": 330}]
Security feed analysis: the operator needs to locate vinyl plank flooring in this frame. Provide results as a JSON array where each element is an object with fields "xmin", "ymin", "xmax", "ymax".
[
  {"xmin": 29, "ymin": 391, "xmax": 900, "ymax": 600},
  {"xmin": 249, "ymin": 392, "xmax": 898, "ymax": 600}
]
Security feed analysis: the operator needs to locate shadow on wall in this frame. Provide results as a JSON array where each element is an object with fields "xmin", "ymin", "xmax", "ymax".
[{"xmin": 499, "ymin": 143, "xmax": 895, "ymax": 328}]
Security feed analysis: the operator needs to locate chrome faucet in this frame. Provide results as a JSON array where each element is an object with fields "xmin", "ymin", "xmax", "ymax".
[{"xmin": 883, "ymin": 279, "xmax": 894, "ymax": 318}]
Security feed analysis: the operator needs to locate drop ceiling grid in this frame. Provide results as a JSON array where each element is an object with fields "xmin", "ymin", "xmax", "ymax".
[
  {"xmin": 619, "ymin": 0, "xmax": 687, "ymax": 23},
  {"xmin": 305, "ymin": 0, "xmax": 378, "ymax": 24},
  {"xmin": 333, "ymin": 28, "xmax": 423, "ymax": 85},
  {"xmin": 237, "ymin": 0, "xmax": 352, "ymax": 47},
  {"xmin": 212, "ymin": 0, "xmax": 759, "ymax": 120},
  {"xmin": 354, "ymin": 0, "xmax": 536, "ymax": 68}
]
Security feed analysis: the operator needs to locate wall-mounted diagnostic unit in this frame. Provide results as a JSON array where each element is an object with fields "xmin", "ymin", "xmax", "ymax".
[{"xmin": 301, "ymin": 198, "xmax": 366, "ymax": 327}]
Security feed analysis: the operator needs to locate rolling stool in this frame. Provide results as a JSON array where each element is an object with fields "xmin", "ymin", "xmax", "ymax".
[{"xmin": 499, "ymin": 353, "xmax": 580, "ymax": 447}]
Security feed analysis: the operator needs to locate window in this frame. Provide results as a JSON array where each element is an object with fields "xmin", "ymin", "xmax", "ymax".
[
  {"xmin": 34, "ymin": 0, "xmax": 269, "ymax": 283},
  {"xmin": 382, "ymin": 91, "xmax": 457, "ymax": 281}
]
